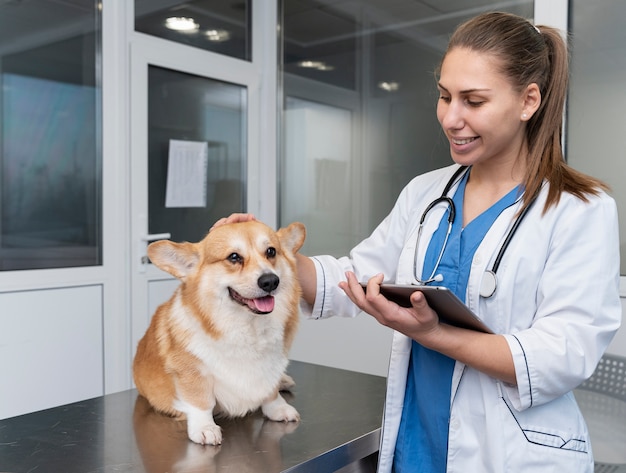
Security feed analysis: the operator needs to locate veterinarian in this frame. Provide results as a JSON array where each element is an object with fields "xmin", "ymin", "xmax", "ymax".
[{"xmin": 214, "ymin": 11, "xmax": 622, "ymax": 473}]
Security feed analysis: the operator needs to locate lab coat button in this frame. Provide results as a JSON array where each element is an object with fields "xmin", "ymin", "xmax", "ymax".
[
  {"xmin": 473, "ymin": 254, "xmax": 482, "ymax": 265},
  {"xmin": 450, "ymin": 417, "xmax": 460, "ymax": 430}
]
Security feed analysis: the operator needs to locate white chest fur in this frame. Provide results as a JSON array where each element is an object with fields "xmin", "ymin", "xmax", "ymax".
[{"xmin": 171, "ymin": 296, "xmax": 291, "ymax": 417}]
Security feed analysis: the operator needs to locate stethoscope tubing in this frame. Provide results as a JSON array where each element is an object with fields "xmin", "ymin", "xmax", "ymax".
[
  {"xmin": 413, "ymin": 166, "xmax": 466, "ymax": 285},
  {"xmin": 414, "ymin": 166, "xmax": 537, "ymax": 298},
  {"xmin": 490, "ymin": 192, "xmax": 537, "ymax": 274}
]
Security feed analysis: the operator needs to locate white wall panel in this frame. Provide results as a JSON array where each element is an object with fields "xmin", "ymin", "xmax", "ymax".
[
  {"xmin": 129, "ymin": 278, "xmax": 178, "ymax": 359},
  {"xmin": 0, "ymin": 286, "xmax": 103, "ymax": 419},
  {"xmin": 290, "ymin": 315, "xmax": 393, "ymax": 377}
]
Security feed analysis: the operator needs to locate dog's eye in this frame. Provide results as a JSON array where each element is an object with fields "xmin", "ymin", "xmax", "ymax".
[
  {"xmin": 227, "ymin": 253, "xmax": 243, "ymax": 264},
  {"xmin": 266, "ymin": 247, "xmax": 276, "ymax": 258}
]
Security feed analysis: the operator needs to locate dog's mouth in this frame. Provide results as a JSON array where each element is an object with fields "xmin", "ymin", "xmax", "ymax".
[{"xmin": 228, "ymin": 288, "xmax": 275, "ymax": 314}]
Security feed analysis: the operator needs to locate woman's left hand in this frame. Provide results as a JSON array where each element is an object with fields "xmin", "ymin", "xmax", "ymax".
[{"xmin": 339, "ymin": 272, "xmax": 442, "ymax": 343}]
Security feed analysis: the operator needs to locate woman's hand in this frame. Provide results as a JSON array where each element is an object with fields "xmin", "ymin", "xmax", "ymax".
[
  {"xmin": 340, "ymin": 271, "xmax": 517, "ymax": 385},
  {"xmin": 210, "ymin": 213, "xmax": 256, "ymax": 231},
  {"xmin": 339, "ymin": 272, "xmax": 442, "ymax": 344}
]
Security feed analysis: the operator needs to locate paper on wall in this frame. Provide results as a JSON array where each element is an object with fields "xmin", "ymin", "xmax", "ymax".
[{"xmin": 165, "ymin": 139, "xmax": 208, "ymax": 208}]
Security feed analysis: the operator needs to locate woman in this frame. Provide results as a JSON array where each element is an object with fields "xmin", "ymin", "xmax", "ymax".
[{"xmin": 215, "ymin": 12, "xmax": 621, "ymax": 472}]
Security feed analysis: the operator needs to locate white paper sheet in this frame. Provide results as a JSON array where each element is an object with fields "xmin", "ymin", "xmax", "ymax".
[{"xmin": 165, "ymin": 139, "xmax": 208, "ymax": 208}]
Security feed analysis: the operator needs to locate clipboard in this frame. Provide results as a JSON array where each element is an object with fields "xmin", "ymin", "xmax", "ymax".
[{"xmin": 359, "ymin": 283, "xmax": 493, "ymax": 334}]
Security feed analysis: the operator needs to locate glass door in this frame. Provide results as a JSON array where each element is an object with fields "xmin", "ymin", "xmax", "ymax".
[
  {"xmin": 130, "ymin": 37, "xmax": 249, "ymax": 353},
  {"xmin": 145, "ymin": 65, "xmax": 246, "ymax": 244}
]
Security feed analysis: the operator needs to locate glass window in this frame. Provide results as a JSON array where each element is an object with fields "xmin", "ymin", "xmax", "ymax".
[
  {"xmin": 280, "ymin": 1, "xmax": 534, "ymax": 256},
  {"xmin": 147, "ymin": 66, "xmax": 246, "ymax": 244},
  {"xmin": 135, "ymin": 0, "xmax": 251, "ymax": 61},
  {"xmin": 568, "ymin": 0, "xmax": 626, "ymax": 275},
  {"xmin": 0, "ymin": 0, "xmax": 101, "ymax": 271}
]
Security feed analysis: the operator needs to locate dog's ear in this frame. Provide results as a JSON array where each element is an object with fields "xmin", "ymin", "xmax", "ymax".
[
  {"xmin": 147, "ymin": 240, "xmax": 200, "ymax": 280},
  {"xmin": 277, "ymin": 222, "xmax": 306, "ymax": 255}
]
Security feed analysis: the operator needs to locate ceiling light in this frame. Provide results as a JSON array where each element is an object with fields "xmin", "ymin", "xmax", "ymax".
[
  {"xmin": 379, "ymin": 81, "xmax": 400, "ymax": 92},
  {"xmin": 205, "ymin": 29, "xmax": 231, "ymax": 42},
  {"xmin": 297, "ymin": 60, "xmax": 334, "ymax": 71},
  {"xmin": 316, "ymin": 64, "xmax": 334, "ymax": 71},
  {"xmin": 165, "ymin": 17, "xmax": 199, "ymax": 33},
  {"xmin": 298, "ymin": 60, "xmax": 322, "ymax": 68}
]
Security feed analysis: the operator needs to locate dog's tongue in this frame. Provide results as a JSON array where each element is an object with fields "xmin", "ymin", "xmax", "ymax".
[{"xmin": 251, "ymin": 295, "xmax": 275, "ymax": 313}]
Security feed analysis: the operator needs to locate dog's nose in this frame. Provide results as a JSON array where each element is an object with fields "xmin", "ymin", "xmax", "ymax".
[{"xmin": 258, "ymin": 273, "xmax": 279, "ymax": 293}]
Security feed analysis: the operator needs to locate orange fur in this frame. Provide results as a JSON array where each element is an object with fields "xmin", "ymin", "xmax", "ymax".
[{"xmin": 133, "ymin": 221, "xmax": 305, "ymax": 445}]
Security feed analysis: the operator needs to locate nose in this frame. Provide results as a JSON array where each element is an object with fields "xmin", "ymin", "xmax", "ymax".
[
  {"xmin": 258, "ymin": 273, "xmax": 279, "ymax": 293},
  {"xmin": 438, "ymin": 99, "xmax": 464, "ymax": 131}
]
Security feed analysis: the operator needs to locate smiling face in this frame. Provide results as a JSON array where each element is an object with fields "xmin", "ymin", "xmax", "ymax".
[{"xmin": 436, "ymin": 47, "xmax": 535, "ymax": 172}]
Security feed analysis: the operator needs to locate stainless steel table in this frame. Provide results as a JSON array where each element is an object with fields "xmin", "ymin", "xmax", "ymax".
[{"xmin": 0, "ymin": 361, "xmax": 386, "ymax": 473}]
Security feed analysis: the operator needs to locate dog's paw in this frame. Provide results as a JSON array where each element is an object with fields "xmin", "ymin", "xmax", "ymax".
[
  {"xmin": 279, "ymin": 374, "xmax": 296, "ymax": 391},
  {"xmin": 260, "ymin": 417, "xmax": 300, "ymax": 440},
  {"xmin": 188, "ymin": 424, "xmax": 223, "ymax": 445},
  {"xmin": 262, "ymin": 399, "xmax": 300, "ymax": 423}
]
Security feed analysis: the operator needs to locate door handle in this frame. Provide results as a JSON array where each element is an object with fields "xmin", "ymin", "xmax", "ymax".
[{"xmin": 141, "ymin": 233, "xmax": 171, "ymax": 242}]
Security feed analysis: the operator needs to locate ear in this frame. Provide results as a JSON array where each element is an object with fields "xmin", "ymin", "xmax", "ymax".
[
  {"xmin": 146, "ymin": 240, "xmax": 200, "ymax": 280},
  {"xmin": 521, "ymin": 83, "xmax": 541, "ymax": 121},
  {"xmin": 277, "ymin": 222, "xmax": 306, "ymax": 255}
]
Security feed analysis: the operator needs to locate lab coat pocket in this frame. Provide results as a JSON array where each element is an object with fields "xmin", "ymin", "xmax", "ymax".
[{"xmin": 497, "ymin": 390, "xmax": 594, "ymax": 471}]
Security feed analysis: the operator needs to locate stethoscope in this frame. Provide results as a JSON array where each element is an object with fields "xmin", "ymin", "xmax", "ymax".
[{"xmin": 413, "ymin": 166, "xmax": 537, "ymax": 298}]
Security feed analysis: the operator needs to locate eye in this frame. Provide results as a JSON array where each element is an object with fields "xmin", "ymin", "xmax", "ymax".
[
  {"xmin": 438, "ymin": 95, "xmax": 451, "ymax": 104},
  {"xmin": 465, "ymin": 98, "xmax": 485, "ymax": 107},
  {"xmin": 227, "ymin": 253, "xmax": 243, "ymax": 264},
  {"xmin": 266, "ymin": 247, "xmax": 276, "ymax": 259}
]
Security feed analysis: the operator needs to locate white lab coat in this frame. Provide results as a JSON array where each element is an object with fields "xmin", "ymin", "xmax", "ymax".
[{"xmin": 303, "ymin": 164, "xmax": 622, "ymax": 473}]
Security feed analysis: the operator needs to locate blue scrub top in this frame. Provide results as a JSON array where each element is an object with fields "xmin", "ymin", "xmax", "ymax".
[{"xmin": 392, "ymin": 170, "xmax": 521, "ymax": 473}]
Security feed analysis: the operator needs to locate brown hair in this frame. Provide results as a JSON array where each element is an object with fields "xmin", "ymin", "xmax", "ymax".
[{"xmin": 441, "ymin": 11, "xmax": 607, "ymax": 213}]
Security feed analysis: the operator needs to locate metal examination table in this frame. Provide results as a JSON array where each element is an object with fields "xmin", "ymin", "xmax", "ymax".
[
  {"xmin": 0, "ymin": 361, "xmax": 385, "ymax": 473},
  {"xmin": 2, "ymin": 355, "xmax": 625, "ymax": 472}
]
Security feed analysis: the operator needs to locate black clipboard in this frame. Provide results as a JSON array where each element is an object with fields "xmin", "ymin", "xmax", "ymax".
[{"xmin": 359, "ymin": 283, "xmax": 493, "ymax": 334}]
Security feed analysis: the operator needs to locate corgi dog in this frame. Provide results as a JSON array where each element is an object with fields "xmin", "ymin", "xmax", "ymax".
[{"xmin": 133, "ymin": 220, "xmax": 305, "ymax": 445}]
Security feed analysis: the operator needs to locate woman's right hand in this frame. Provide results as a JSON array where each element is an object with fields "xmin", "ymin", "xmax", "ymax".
[{"xmin": 210, "ymin": 213, "xmax": 256, "ymax": 231}]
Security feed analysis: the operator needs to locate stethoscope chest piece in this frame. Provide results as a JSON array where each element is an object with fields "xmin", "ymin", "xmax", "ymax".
[{"xmin": 480, "ymin": 270, "xmax": 498, "ymax": 298}]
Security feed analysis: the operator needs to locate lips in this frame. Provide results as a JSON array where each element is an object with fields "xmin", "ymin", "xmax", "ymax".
[{"xmin": 228, "ymin": 288, "xmax": 275, "ymax": 314}]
